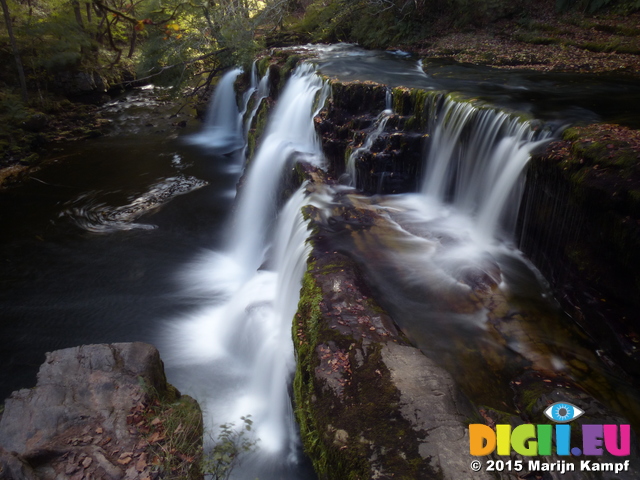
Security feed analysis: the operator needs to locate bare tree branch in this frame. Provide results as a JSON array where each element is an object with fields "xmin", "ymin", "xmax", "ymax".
[{"xmin": 114, "ymin": 47, "xmax": 228, "ymax": 86}]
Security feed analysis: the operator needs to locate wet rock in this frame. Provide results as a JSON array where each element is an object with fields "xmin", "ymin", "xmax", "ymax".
[
  {"xmin": 0, "ymin": 343, "xmax": 202, "ymax": 480},
  {"xmin": 0, "ymin": 448, "xmax": 39, "ymax": 480},
  {"xmin": 315, "ymin": 80, "xmax": 426, "ymax": 193},
  {"xmin": 61, "ymin": 175, "xmax": 209, "ymax": 233},
  {"xmin": 520, "ymin": 125, "xmax": 640, "ymax": 376},
  {"xmin": 382, "ymin": 343, "xmax": 490, "ymax": 479},
  {"xmin": 293, "ymin": 228, "xmax": 493, "ymax": 479},
  {"xmin": 294, "ymin": 159, "xmax": 640, "ymax": 479}
]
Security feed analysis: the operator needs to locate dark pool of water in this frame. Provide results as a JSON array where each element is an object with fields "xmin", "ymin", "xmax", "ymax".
[{"xmin": 0, "ymin": 108, "xmax": 240, "ymax": 400}]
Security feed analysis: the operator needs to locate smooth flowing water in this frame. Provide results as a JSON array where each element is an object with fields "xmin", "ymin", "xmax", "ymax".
[
  {"xmin": 420, "ymin": 94, "xmax": 554, "ymax": 241},
  {"xmin": 2, "ymin": 45, "xmax": 640, "ymax": 479},
  {"xmin": 344, "ymin": 106, "xmax": 393, "ymax": 187},
  {"xmin": 161, "ymin": 64, "xmax": 330, "ymax": 478}
]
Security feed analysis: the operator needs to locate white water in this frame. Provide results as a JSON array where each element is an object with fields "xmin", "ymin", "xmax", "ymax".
[
  {"xmin": 164, "ymin": 64, "xmax": 330, "ymax": 476},
  {"xmin": 421, "ymin": 94, "xmax": 552, "ymax": 242},
  {"xmin": 185, "ymin": 68, "xmax": 244, "ymax": 152},
  {"xmin": 344, "ymin": 105, "xmax": 393, "ymax": 187},
  {"xmin": 186, "ymin": 65, "xmax": 269, "ymax": 155},
  {"xmin": 230, "ymin": 63, "xmax": 330, "ymax": 276},
  {"xmin": 167, "ymin": 60, "xmax": 555, "ymax": 478},
  {"xmin": 244, "ymin": 66, "xmax": 271, "ymax": 137}
]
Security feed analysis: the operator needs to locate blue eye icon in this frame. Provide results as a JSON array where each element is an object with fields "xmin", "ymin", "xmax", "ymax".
[{"xmin": 543, "ymin": 402, "xmax": 585, "ymax": 423}]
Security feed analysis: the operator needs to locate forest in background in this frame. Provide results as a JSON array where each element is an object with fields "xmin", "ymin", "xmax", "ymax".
[{"xmin": 1, "ymin": 0, "xmax": 639, "ymax": 178}]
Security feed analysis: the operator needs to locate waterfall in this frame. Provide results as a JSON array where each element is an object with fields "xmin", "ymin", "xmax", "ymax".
[
  {"xmin": 229, "ymin": 63, "xmax": 330, "ymax": 276},
  {"xmin": 345, "ymin": 104, "xmax": 393, "ymax": 187},
  {"xmin": 421, "ymin": 94, "xmax": 552, "ymax": 241},
  {"xmin": 187, "ymin": 64, "xmax": 268, "ymax": 154},
  {"xmin": 166, "ymin": 62, "xmax": 330, "ymax": 475},
  {"xmin": 226, "ymin": 186, "xmax": 316, "ymax": 456},
  {"xmin": 185, "ymin": 67, "xmax": 245, "ymax": 153},
  {"xmin": 241, "ymin": 67, "xmax": 271, "ymax": 160},
  {"xmin": 231, "ymin": 186, "xmax": 316, "ymax": 457},
  {"xmin": 244, "ymin": 67, "xmax": 271, "ymax": 137}
]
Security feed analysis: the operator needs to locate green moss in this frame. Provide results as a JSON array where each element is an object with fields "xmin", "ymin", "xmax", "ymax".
[
  {"xmin": 279, "ymin": 54, "xmax": 302, "ymax": 90},
  {"xmin": 516, "ymin": 381, "xmax": 551, "ymax": 420},
  {"xmin": 410, "ymin": 89, "xmax": 431, "ymax": 131},
  {"xmin": 562, "ymin": 127, "xmax": 582, "ymax": 142},
  {"xmin": 293, "ymin": 257, "xmax": 438, "ymax": 479},
  {"xmin": 391, "ymin": 87, "xmax": 409, "ymax": 114},
  {"xmin": 389, "ymin": 87, "xmax": 433, "ymax": 131},
  {"xmin": 137, "ymin": 377, "xmax": 203, "ymax": 480},
  {"xmin": 256, "ymin": 57, "xmax": 271, "ymax": 77},
  {"xmin": 567, "ymin": 245, "xmax": 592, "ymax": 272},
  {"xmin": 515, "ymin": 33, "xmax": 563, "ymax": 45},
  {"xmin": 566, "ymin": 36, "xmax": 640, "ymax": 55},
  {"xmin": 246, "ymin": 99, "xmax": 271, "ymax": 160},
  {"xmin": 528, "ymin": 22, "xmax": 564, "ymax": 33},
  {"xmin": 21, "ymin": 153, "xmax": 40, "ymax": 164},
  {"xmin": 293, "ymin": 266, "xmax": 342, "ymax": 477}
]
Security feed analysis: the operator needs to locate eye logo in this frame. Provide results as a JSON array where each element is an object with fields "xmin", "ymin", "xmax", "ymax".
[{"xmin": 544, "ymin": 402, "xmax": 585, "ymax": 423}]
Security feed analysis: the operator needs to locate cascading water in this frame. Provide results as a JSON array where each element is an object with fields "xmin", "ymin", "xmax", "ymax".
[
  {"xmin": 421, "ymin": 94, "xmax": 553, "ymax": 241},
  {"xmin": 165, "ymin": 63, "xmax": 329, "ymax": 478},
  {"xmin": 185, "ymin": 67, "xmax": 244, "ymax": 152},
  {"xmin": 230, "ymin": 63, "xmax": 330, "ymax": 276},
  {"xmin": 186, "ymin": 65, "xmax": 269, "ymax": 155},
  {"xmin": 344, "ymin": 102, "xmax": 393, "ymax": 187},
  {"xmin": 244, "ymin": 67, "xmax": 271, "ymax": 137}
]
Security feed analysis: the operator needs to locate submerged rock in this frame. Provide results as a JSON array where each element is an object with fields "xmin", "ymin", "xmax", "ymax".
[{"xmin": 0, "ymin": 342, "xmax": 202, "ymax": 480}]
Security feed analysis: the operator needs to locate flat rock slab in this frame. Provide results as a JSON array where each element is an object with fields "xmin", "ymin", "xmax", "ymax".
[
  {"xmin": 0, "ymin": 342, "xmax": 200, "ymax": 480},
  {"xmin": 382, "ymin": 342, "xmax": 492, "ymax": 479}
]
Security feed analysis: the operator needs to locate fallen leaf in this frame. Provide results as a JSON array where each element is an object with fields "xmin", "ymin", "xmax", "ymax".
[
  {"xmin": 136, "ymin": 453, "xmax": 148, "ymax": 472},
  {"xmin": 148, "ymin": 431, "xmax": 166, "ymax": 444}
]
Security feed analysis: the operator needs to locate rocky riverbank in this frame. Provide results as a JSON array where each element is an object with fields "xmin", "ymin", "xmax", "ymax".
[
  {"xmin": 414, "ymin": 8, "xmax": 640, "ymax": 75},
  {"xmin": 0, "ymin": 86, "xmax": 196, "ymax": 189}
]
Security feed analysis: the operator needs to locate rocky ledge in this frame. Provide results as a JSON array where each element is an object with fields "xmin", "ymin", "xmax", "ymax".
[
  {"xmin": 0, "ymin": 342, "xmax": 202, "ymax": 480},
  {"xmin": 520, "ymin": 124, "xmax": 640, "ymax": 377},
  {"xmin": 291, "ymin": 163, "xmax": 639, "ymax": 480}
]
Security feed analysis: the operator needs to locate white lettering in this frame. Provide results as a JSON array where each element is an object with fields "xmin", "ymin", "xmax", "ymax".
[{"xmin": 580, "ymin": 461, "xmax": 630, "ymax": 473}]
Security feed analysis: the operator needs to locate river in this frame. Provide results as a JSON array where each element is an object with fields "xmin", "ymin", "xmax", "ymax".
[{"xmin": 1, "ymin": 45, "xmax": 639, "ymax": 479}]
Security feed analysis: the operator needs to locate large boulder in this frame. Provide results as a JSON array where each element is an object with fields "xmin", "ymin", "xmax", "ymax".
[{"xmin": 0, "ymin": 342, "xmax": 202, "ymax": 480}]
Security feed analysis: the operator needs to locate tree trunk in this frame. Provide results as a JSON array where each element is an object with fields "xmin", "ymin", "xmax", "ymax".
[
  {"xmin": 127, "ymin": 24, "xmax": 136, "ymax": 58},
  {"xmin": 72, "ymin": 0, "xmax": 84, "ymax": 28},
  {"xmin": 0, "ymin": 0, "xmax": 28, "ymax": 102}
]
